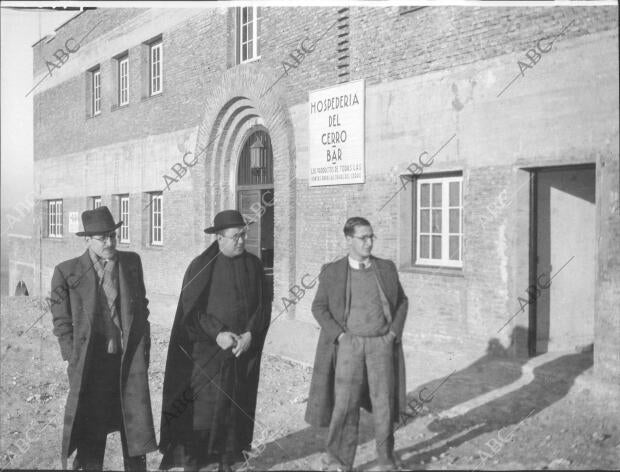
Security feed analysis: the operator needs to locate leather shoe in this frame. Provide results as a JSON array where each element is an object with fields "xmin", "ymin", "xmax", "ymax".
[{"xmin": 320, "ymin": 452, "xmax": 348, "ymax": 471}]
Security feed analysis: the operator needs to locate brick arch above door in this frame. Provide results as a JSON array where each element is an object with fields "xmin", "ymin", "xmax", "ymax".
[{"xmin": 191, "ymin": 66, "xmax": 297, "ymax": 312}]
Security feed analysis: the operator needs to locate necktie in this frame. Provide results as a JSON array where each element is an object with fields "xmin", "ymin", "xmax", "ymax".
[{"xmin": 97, "ymin": 258, "xmax": 122, "ymax": 353}]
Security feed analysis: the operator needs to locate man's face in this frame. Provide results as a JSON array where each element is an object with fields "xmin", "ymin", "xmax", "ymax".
[
  {"xmin": 217, "ymin": 226, "xmax": 247, "ymax": 257},
  {"xmin": 86, "ymin": 231, "xmax": 118, "ymax": 260},
  {"xmin": 346, "ymin": 224, "xmax": 374, "ymax": 261}
]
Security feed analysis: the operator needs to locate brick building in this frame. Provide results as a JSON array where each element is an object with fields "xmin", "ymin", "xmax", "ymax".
[{"xmin": 18, "ymin": 5, "xmax": 619, "ymax": 390}]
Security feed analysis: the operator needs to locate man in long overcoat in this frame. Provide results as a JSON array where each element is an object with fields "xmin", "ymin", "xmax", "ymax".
[
  {"xmin": 50, "ymin": 206, "xmax": 156, "ymax": 470},
  {"xmin": 159, "ymin": 210, "xmax": 271, "ymax": 471},
  {"xmin": 305, "ymin": 217, "xmax": 409, "ymax": 471}
]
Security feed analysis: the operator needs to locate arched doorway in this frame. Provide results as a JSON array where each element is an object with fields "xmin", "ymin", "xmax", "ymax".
[
  {"xmin": 195, "ymin": 71, "xmax": 297, "ymax": 314},
  {"xmin": 237, "ymin": 129, "xmax": 274, "ymax": 302}
]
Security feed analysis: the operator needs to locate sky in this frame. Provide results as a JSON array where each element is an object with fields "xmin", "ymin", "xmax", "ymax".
[{"xmin": 1, "ymin": 7, "xmax": 76, "ymax": 210}]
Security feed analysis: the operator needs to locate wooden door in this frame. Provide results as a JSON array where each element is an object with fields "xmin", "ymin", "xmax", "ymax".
[{"xmin": 238, "ymin": 189, "xmax": 262, "ymax": 259}]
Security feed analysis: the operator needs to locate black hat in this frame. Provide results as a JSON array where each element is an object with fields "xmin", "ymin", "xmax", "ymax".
[
  {"xmin": 204, "ymin": 210, "xmax": 252, "ymax": 234},
  {"xmin": 76, "ymin": 206, "xmax": 123, "ymax": 236}
]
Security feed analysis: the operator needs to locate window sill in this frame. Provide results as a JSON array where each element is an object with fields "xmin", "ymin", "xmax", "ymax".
[
  {"xmin": 144, "ymin": 244, "xmax": 164, "ymax": 250},
  {"xmin": 141, "ymin": 92, "xmax": 163, "ymax": 103},
  {"xmin": 399, "ymin": 264, "xmax": 464, "ymax": 278},
  {"xmin": 43, "ymin": 237, "xmax": 65, "ymax": 241},
  {"xmin": 238, "ymin": 56, "xmax": 261, "ymax": 66},
  {"xmin": 111, "ymin": 104, "xmax": 129, "ymax": 112}
]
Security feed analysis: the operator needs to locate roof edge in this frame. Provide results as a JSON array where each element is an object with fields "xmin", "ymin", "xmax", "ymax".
[{"xmin": 31, "ymin": 8, "xmax": 96, "ymax": 48}]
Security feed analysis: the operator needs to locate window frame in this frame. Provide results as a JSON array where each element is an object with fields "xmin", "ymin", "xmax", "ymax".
[
  {"xmin": 237, "ymin": 6, "xmax": 261, "ymax": 64},
  {"xmin": 150, "ymin": 192, "xmax": 163, "ymax": 246},
  {"xmin": 92, "ymin": 68, "xmax": 101, "ymax": 116},
  {"xmin": 91, "ymin": 196, "xmax": 102, "ymax": 209},
  {"xmin": 47, "ymin": 199, "xmax": 63, "ymax": 238},
  {"xmin": 119, "ymin": 195, "xmax": 130, "ymax": 243},
  {"xmin": 414, "ymin": 174, "xmax": 463, "ymax": 268},
  {"xmin": 118, "ymin": 55, "xmax": 129, "ymax": 106},
  {"xmin": 150, "ymin": 41, "xmax": 163, "ymax": 96}
]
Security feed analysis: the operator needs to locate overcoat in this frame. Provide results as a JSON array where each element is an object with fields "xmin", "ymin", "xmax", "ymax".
[
  {"xmin": 50, "ymin": 250, "xmax": 157, "ymax": 468},
  {"xmin": 159, "ymin": 241, "xmax": 271, "ymax": 458},
  {"xmin": 305, "ymin": 256, "xmax": 409, "ymax": 427}
]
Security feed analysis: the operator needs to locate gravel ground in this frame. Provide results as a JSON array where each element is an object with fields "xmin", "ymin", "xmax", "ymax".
[{"xmin": 1, "ymin": 296, "xmax": 619, "ymax": 470}]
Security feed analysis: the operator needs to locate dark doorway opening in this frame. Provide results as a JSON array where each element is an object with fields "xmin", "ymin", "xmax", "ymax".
[
  {"xmin": 528, "ymin": 164, "xmax": 595, "ymax": 356},
  {"xmin": 237, "ymin": 130, "xmax": 274, "ymax": 304},
  {"xmin": 14, "ymin": 280, "xmax": 29, "ymax": 296}
]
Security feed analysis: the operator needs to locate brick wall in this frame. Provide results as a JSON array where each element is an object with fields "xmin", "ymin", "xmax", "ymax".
[
  {"xmin": 33, "ymin": 9, "xmax": 226, "ymax": 161},
  {"xmin": 287, "ymin": 20, "xmax": 618, "ymax": 382},
  {"xmin": 595, "ymin": 152, "xmax": 620, "ymax": 385},
  {"xmin": 33, "ymin": 7, "xmax": 617, "ymax": 161},
  {"xmin": 29, "ymin": 6, "xmax": 619, "ymax": 385}
]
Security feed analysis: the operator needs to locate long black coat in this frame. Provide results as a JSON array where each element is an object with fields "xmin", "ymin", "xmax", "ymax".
[
  {"xmin": 50, "ymin": 250, "xmax": 157, "ymax": 468},
  {"xmin": 159, "ymin": 242, "xmax": 270, "ymax": 457}
]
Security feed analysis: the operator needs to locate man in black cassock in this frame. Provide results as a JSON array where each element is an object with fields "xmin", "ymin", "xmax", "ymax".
[{"xmin": 159, "ymin": 210, "xmax": 271, "ymax": 472}]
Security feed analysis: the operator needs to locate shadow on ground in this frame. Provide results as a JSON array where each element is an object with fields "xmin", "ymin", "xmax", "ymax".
[
  {"xmin": 368, "ymin": 350, "xmax": 592, "ymax": 470},
  {"xmin": 253, "ymin": 327, "xmax": 592, "ymax": 470}
]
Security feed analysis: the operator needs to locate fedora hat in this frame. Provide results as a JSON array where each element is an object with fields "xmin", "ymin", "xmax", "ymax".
[
  {"xmin": 76, "ymin": 206, "xmax": 123, "ymax": 236},
  {"xmin": 204, "ymin": 209, "xmax": 253, "ymax": 234}
]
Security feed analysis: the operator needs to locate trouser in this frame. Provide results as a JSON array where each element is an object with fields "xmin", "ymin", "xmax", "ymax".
[
  {"xmin": 326, "ymin": 333, "xmax": 396, "ymax": 468},
  {"xmin": 160, "ymin": 431, "xmax": 239, "ymax": 471},
  {"xmin": 73, "ymin": 423, "xmax": 146, "ymax": 471},
  {"xmin": 73, "ymin": 335, "xmax": 146, "ymax": 471}
]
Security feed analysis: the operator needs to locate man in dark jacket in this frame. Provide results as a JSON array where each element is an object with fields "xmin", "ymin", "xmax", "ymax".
[
  {"xmin": 159, "ymin": 210, "xmax": 271, "ymax": 472},
  {"xmin": 305, "ymin": 217, "xmax": 409, "ymax": 471},
  {"xmin": 50, "ymin": 206, "xmax": 156, "ymax": 470}
]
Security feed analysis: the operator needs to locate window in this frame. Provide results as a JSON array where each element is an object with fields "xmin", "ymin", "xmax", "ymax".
[
  {"xmin": 47, "ymin": 200, "xmax": 63, "ymax": 238},
  {"xmin": 118, "ymin": 55, "xmax": 129, "ymax": 106},
  {"xmin": 119, "ymin": 195, "xmax": 130, "ymax": 243},
  {"xmin": 238, "ymin": 131, "xmax": 273, "ymax": 186},
  {"xmin": 415, "ymin": 175, "xmax": 462, "ymax": 267},
  {"xmin": 237, "ymin": 7, "xmax": 261, "ymax": 63},
  {"xmin": 150, "ymin": 193, "xmax": 162, "ymax": 245},
  {"xmin": 150, "ymin": 41, "xmax": 162, "ymax": 95},
  {"xmin": 92, "ymin": 68, "xmax": 101, "ymax": 116},
  {"xmin": 91, "ymin": 196, "xmax": 101, "ymax": 209}
]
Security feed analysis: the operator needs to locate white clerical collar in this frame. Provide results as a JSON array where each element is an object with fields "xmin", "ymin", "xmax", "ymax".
[{"xmin": 348, "ymin": 256, "xmax": 372, "ymax": 270}]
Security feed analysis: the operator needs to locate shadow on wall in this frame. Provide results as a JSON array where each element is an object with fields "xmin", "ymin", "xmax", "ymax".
[{"xmin": 252, "ymin": 327, "xmax": 592, "ymax": 470}]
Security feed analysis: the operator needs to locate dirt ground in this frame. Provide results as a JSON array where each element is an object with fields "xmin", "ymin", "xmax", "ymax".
[{"xmin": 1, "ymin": 296, "xmax": 619, "ymax": 470}]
